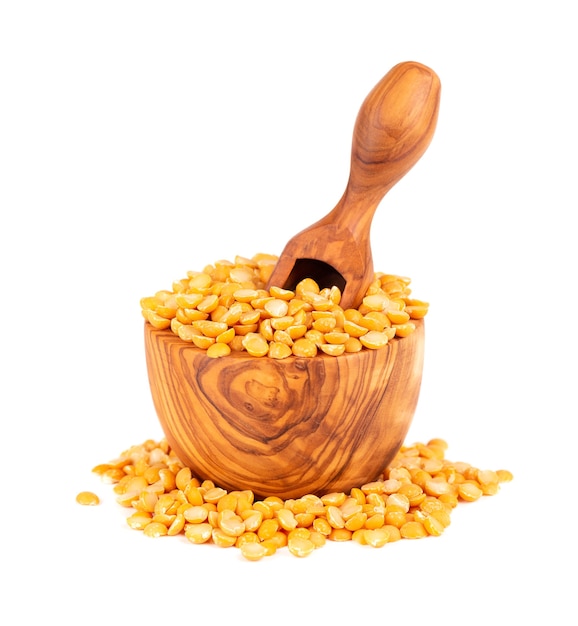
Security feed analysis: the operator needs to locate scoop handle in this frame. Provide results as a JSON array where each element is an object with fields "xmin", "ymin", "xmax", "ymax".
[{"xmin": 327, "ymin": 61, "xmax": 441, "ymax": 238}]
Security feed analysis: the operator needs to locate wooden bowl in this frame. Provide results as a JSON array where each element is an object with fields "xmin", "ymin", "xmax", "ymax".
[{"xmin": 144, "ymin": 319, "xmax": 425, "ymax": 499}]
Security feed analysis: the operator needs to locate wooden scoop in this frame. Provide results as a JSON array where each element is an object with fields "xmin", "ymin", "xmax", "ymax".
[{"xmin": 266, "ymin": 61, "xmax": 441, "ymax": 309}]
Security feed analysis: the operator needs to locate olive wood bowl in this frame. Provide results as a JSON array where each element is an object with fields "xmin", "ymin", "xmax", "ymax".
[{"xmin": 144, "ymin": 319, "xmax": 424, "ymax": 499}]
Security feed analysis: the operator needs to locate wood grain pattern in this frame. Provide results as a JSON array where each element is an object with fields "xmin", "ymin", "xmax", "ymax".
[
  {"xmin": 144, "ymin": 320, "xmax": 425, "ymax": 499},
  {"xmin": 266, "ymin": 61, "xmax": 440, "ymax": 310}
]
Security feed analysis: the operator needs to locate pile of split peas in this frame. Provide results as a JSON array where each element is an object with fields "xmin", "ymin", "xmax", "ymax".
[
  {"xmin": 79, "ymin": 438, "xmax": 513, "ymax": 560},
  {"xmin": 139, "ymin": 253, "xmax": 429, "ymax": 358},
  {"xmin": 76, "ymin": 253, "xmax": 513, "ymax": 559}
]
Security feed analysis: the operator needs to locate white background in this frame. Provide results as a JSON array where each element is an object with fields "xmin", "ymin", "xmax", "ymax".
[{"xmin": 1, "ymin": 2, "xmax": 576, "ymax": 624}]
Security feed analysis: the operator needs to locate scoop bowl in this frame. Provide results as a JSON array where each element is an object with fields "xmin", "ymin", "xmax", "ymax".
[{"xmin": 144, "ymin": 319, "xmax": 424, "ymax": 499}]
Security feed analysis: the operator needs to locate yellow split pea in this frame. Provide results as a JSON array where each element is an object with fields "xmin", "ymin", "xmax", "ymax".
[
  {"xmin": 87, "ymin": 437, "xmax": 513, "ymax": 561},
  {"xmin": 140, "ymin": 253, "xmax": 429, "ymax": 358},
  {"xmin": 76, "ymin": 491, "xmax": 100, "ymax": 506}
]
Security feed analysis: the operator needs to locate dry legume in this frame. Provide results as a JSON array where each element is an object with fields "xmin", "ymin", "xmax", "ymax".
[
  {"xmin": 85, "ymin": 436, "xmax": 512, "ymax": 560},
  {"xmin": 75, "ymin": 491, "xmax": 100, "ymax": 506},
  {"xmin": 140, "ymin": 253, "xmax": 429, "ymax": 358}
]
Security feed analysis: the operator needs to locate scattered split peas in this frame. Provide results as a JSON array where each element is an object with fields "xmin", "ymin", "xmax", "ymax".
[
  {"xmin": 140, "ymin": 253, "xmax": 430, "ymax": 358},
  {"xmin": 84, "ymin": 438, "xmax": 513, "ymax": 560}
]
